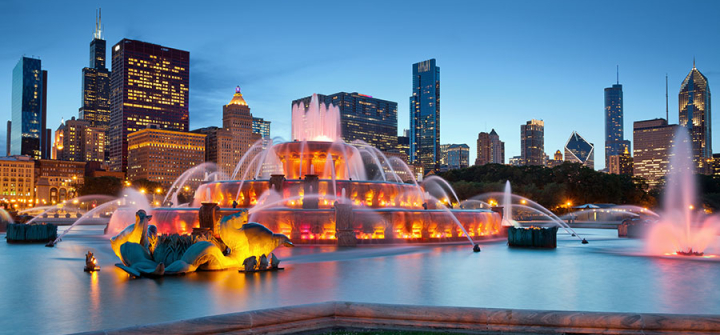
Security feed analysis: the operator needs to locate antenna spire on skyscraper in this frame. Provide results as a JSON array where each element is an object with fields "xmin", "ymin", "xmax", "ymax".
[
  {"xmin": 616, "ymin": 65, "xmax": 619, "ymax": 84},
  {"xmin": 94, "ymin": 8, "xmax": 103, "ymax": 40}
]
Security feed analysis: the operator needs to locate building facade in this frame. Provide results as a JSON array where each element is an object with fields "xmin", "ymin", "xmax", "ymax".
[
  {"xmin": 633, "ymin": 118, "xmax": 679, "ymax": 188},
  {"xmin": 109, "ymin": 39, "xmax": 190, "ymax": 172},
  {"xmin": 192, "ymin": 127, "xmax": 237, "ymax": 173},
  {"xmin": 11, "ymin": 57, "xmax": 47, "ymax": 159},
  {"xmin": 475, "ymin": 129, "xmax": 504, "ymax": 165},
  {"xmin": 0, "ymin": 156, "xmax": 35, "ymax": 210},
  {"xmin": 546, "ymin": 150, "xmax": 564, "ymax": 168},
  {"xmin": 79, "ymin": 11, "xmax": 111, "ymax": 129},
  {"xmin": 222, "ymin": 88, "xmax": 260, "ymax": 177},
  {"xmin": 126, "ymin": 128, "xmax": 205, "ymax": 187},
  {"xmin": 410, "ymin": 59, "xmax": 440, "ymax": 174},
  {"xmin": 564, "ymin": 131, "xmax": 595, "ymax": 169},
  {"xmin": 440, "ymin": 144, "xmax": 469, "ymax": 171},
  {"xmin": 521, "ymin": 119, "xmax": 544, "ymax": 166},
  {"xmin": 34, "ymin": 159, "xmax": 86, "ymax": 206},
  {"xmin": 292, "ymin": 92, "xmax": 398, "ymax": 152},
  {"xmin": 713, "ymin": 153, "xmax": 720, "ymax": 177},
  {"xmin": 608, "ymin": 147, "xmax": 633, "ymax": 175},
  {"xmin": 679, "ymin": 62, "xmax": 712, "ymax": 174},
  {"xmin": 54, "ymin": 117, "xmax": 105, "ymax": 162},
  {"xmin": 252, "ymin": 117, "xmax": 271, "ymax": 140},
  {"xmin": 604, "ymin": 82, "xmax": 629, "ymax": 169}
]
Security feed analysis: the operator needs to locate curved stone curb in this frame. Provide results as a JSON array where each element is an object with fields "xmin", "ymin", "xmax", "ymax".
[{"xmin": 75, "ymin": 301, "xmax": 720, "ymax": 335}]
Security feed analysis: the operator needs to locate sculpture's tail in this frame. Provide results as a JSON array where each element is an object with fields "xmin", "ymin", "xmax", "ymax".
[
  {"xmin": 165, "ymin": 241, "xmax": 232, "ymax": 274},
  {"xmin": 164, "ymin": 260, "xmax": 194, "ymax": 275}
]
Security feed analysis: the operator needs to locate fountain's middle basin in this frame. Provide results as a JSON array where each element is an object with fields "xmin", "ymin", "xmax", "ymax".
[{"xmin": 151, "ymin": 207, "xmax": 502, "ymax": 244}]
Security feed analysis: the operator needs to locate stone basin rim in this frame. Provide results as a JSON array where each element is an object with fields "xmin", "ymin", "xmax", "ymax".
[{"xmin": 73, "ymin": 300, "xmax": 720, "ymax": 335}]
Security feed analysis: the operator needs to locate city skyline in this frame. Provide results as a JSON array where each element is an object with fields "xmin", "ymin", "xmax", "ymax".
[{"xmin": 0, "ymin": 1, "xmax": 719, "ymax": 169}]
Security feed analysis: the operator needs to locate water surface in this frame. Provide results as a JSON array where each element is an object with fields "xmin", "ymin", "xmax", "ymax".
[{"xmin": 1, "ymin": 227, "xmax": 719, "ymax": 334}]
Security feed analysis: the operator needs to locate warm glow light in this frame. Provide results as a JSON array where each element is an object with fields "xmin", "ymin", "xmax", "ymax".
[
  {"xmin": 140, "ymin": 188, "xmax": 146, "ymax": 194},
  {"xmin": 520, "ymin": 199, "xmax": 526, "ymax": 205},
  {"xmin": 155, "ymin": 187, "xmax": 162, "ymax": 194}
]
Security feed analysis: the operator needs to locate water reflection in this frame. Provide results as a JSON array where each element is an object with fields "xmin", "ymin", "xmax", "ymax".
[{"xmin": 2, "ymin": 227, "xmax": 720, "ymax": 335}]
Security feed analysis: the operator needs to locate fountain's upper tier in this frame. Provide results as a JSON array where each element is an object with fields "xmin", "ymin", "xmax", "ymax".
[{"xmin": 272, "ymin": 141, "xmax": 366, "ymax": 180}]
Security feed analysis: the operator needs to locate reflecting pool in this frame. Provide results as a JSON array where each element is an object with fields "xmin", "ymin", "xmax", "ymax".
[{"xmin": 1, "ymin": 226, "xmax": 720, "ymax": 334}]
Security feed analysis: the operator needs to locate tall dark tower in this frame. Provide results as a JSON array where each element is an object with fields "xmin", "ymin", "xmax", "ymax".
[
  {"xmin": 79, "ymin": 9, "xmax": 111, "ymax": 129},
  {"xmin": 108, "ymin": 39, "xmax": 190, "ymax": 172},
  {"xmin": 604, "ymin": 67, "xmax": 629, "ymax": 170},
  {"xmin": 409, "ymin": 59, "xmax": 440, "ymax": 174},
  {"xmin": 679, "ymin": 60, "xmax": 712, "ymax": 174}
]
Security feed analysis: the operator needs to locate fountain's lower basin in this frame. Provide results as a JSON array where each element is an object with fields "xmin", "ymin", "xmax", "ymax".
[
  {"xmin": 147, "ymin": 207, "xmax": 502, "ymax": 244},
  {"xmin": 5, "ymin": 223, "xmax": 57, "ymax": 243},
  {"xmin": 508, "ymin": 226, "xmax": 558, "ymax": 248}
]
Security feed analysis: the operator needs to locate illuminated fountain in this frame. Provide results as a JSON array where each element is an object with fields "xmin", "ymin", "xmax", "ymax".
[
  {"xmin": 145, "ymin": 94, "xmax": 502, "ymax": 246},
  {"xmin": 647, "ymin": 128, "xmax": 719, "ymax": 257},
  {"xmin": 467, "ymin": 181, "xmax": 585, "ymax": 243}
]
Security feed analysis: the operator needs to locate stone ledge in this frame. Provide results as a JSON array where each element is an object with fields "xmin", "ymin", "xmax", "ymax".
[{"xmin": 75, "ymin": 301, "xmax": 720, "ymax": 335}]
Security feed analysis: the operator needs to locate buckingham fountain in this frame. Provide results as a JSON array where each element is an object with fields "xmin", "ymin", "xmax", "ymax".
[
  {"xmin": 142, "ymin": 94, "xmax": 502, "ymax": 247},
  {"xmin": 103, "ymin": 94, "xmax": 502, "ymax": 276}
]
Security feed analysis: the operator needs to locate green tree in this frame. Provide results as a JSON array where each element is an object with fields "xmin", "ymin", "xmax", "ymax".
[{"xmin": 440, "ymin": 162, "xmax": 656, "ymax": 212}]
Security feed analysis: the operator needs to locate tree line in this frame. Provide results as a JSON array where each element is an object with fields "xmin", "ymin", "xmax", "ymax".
[{"xmin": 439, "ymin": 163, "xmax": 656, "ymax": 210}]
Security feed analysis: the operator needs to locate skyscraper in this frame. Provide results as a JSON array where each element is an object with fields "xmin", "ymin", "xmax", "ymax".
[
  {"xmin": 292, "ymin": 92, "xmax": 398, "ymax": 152},
  {"xmin": 679, "ymin": 61, "xmax": 712, "ymax": 174},
  {"xmin": 604, "ymin": 75, "xmax": 629, "ymax": 169},
  {"xmin": 11, "ymin": 57, "xmax": 46, "ymax": 159},
  {"xmin": 608, "ymin": 146, "xmax": 633, "ymax": 175},
  {"xmin": 633, "ymin": 118, "xmax": 679, "ymax": 188},
  {"xmin": 108, "ymin": 39, "xmax": 190, "ymax": 172},
  {"xmin": 222, "ymin": 87, "xmax": 259, "ymax": 176},
  {"xmin": 564, "ymin": 131, "xmax": 595, "ymax": 169},
  {"xmin": 79, "ymin": 9, "xmax": 111, "ymax": 129},
  {"xmin": 520, "ymin": 119, "xmax": 544, "ymax": 166},
  {"xmin": 55, "ymin": 117, "xmax": 106, "ymax": 162},
  {"xmin": 475, "ymin": 129, "xmax": 504, "ymax": 165},
  {"xmin": 410, "ymin": 59, "xmax": 440, "ymax": 174}
]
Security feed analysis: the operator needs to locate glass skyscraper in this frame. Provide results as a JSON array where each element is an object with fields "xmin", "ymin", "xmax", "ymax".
[
  {"xmin": 679, "ymin": 62, "xmax": 712, "ymax": 174},
  {"xmin": 108, "ymin": 39, "xmax": 190, "ymax": 172},
  {"xmin": 409, "ymin": 59, "xmax": 440, "ymax": 174},
  {"xmin": 252, "ymin": 117, "xmax": 271, "ymax": 140},
  {"xmin": 11, "ymin": 57, "xmax": 46, "ymax": 159},
  {"xmin": 564, "ymin": 131, "xmax": 595, "ymax": 169},
  {"xmin": 604, "ymin": 82, "xmax": 628, "ymax": 169},
  {"xmin": 79, "ymin": 10, "xmax": 111, "ymax": 129},
  {"xmin": 292, "ymin": 92, "xmax": 398, "ymax": 152}
]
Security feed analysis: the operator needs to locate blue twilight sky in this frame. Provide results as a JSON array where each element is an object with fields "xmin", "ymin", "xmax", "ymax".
[{"xmin": 1, "ymin": 0, "xmax": 718, "ymax": 170}]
